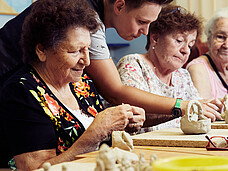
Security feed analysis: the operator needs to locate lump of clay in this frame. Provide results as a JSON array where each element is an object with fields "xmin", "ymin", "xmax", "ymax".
[
  {"xmin": 112, "ymin": 147, "xmax": 139, "ymax": 164},
  {"xmin": 180, "ymin": 100, "xmax": 211, "ymax": 134},
  {"xmin": 95, "ymin": 144, "xmax": 157, "ymax": 171},
  {"xmin": 221, "ymin": 94, "xmax": 228, "ymax": 123},
  {"xmin": 112, "ymin": 131, "xmax": 134, "ymax": 151}
]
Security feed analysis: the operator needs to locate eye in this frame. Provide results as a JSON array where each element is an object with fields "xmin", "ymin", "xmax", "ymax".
[
  {"xmin": 138, "ymin": 20, "xmax": 146, "ymax": 25},
  {"xmin": 176, "ymin": 39, "xmax": 182, "ymax": 43},
  {"xmin": 68, "ymin": 50, "xmax": 79, "ymax": 55},
  {"xmin": 215, "ymin": 34, "xmax": 227, "ymax": 42}
]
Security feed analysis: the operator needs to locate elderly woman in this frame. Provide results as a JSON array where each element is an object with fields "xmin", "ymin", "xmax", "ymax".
[
  {"xmin": 117, "ymin": 5, "xmax": 222, "ymax": 131},
  {"xmin": 0, "ymin": 0, "xmax": 145, "ymax": 169},
  {"xmin": 187, "ymin": 7, "xmax": 228, "ymax": 99}
]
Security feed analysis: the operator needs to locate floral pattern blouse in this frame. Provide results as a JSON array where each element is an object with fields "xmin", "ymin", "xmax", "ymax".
[
  {"xmin": 117, "ymin": 54, "xmax": 201, "ymax": 100},
  {"xmin": 0, "ymin": 65, "xmax": 104, "ymax": 168},
  {"xmin": 117, "ymin": 54, "xmax": 201, "ymax": 133}
]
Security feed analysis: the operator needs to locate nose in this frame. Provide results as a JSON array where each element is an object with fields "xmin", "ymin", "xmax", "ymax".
[
  {"xmin": 139, "ymin": 25, "xmax": 149, "ymax": 36},
  {"xmin": 222, "ymin": 39, "xmax": 228, "ymax": 48},
  {"xmin": 79, "ymin": 49, "xmax": 90, "ymax": 66},
  {"xmin": 180, "ymin": 44, "xmax": 190, "ymax": 56}
]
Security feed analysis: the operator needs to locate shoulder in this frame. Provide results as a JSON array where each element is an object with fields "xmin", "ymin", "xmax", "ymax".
[
  {"xmin": 186, "ymin": 55, "xmax": 209, "ymax": 69},
  {"xmin": 117, "ymin": 54, "xmax": 143, "ymax": 67}
]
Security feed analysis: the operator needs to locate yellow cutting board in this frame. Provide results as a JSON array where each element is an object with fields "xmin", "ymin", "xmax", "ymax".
[
  {"xmin": 211, "ymin": 121, "xmax": 228, "ymax": 129},
  {"xmin": 132, "ymin": 128, "xmax": 228, "ymax": 148}
]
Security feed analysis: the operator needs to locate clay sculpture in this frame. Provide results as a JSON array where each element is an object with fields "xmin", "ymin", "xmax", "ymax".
[
  {"xmin": 221, "ymin": 94, "xmax": 228, "ymax": 123},
  {"xmin": 112, "ymin": 131, "xmax": 134, "ymax": 151},
  {"xmin": 180, "ymin": 100, "xmax": 211, "ymax": 134}
]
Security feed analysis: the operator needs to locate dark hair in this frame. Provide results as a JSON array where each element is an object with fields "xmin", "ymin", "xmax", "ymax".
[
  {"xmin": 22, "ymin": 0, "xmax": 99, "ymax": 64},
  {"xmin": 109, "ymin": 0, "xmax": 173, "ymax": 10},
  {"xmin": 145, "ymin": 4, "xmax": 203, "ymax": 50}
]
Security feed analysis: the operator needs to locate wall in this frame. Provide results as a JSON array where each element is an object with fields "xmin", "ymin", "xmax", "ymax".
[
  {"xmin": 106, "ymin": 28, "xmax": 147, "ymax": 65},
  {"xmin": 0, "ymin": 14, "xmax": 15, "ymax": 28},
  {"xmin": 173, "ymin": 0, "xmax": 228, "ymax": 41}
]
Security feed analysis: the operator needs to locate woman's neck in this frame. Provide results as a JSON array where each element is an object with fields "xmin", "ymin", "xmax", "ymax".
[
  {"xmin": 144, "ymin": 52, "xmax": 173, "ymax": 86},
  {"xmin": 32, "ymin": 64, "xmax": 68, "ymax": 91}
]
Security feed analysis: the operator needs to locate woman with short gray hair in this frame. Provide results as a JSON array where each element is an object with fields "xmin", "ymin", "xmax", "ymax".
[{"xmin": 187, "ymin": 7, "xmax": 228, "ymax": 99}]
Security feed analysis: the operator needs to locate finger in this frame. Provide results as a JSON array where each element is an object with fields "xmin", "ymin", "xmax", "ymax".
[
  {"xmin": 203, "ymin": 112, "xmax": 216, "ymax": 122},
  {"xmin": 129, "ymin": 114, "xmax": 145, "ymax": 123},
  {"xmin": 204, "ymin": 105, "xmax": 223, "ymax": 121},
  {"xmin": 127, "ymin": 123, "xmax": 142, "ymax": 132},
  {"xmin": 206, "ymin": 102, "xmax": 220, "ymax": 112},
  {"xmin": 209, "ymin": 98, "xmax": 224, "ymax": 110},
  {"xmin": 128, "ymin": 121, "xmax": 144, "ymax": 128},
  {"xmin": 131, "ymin": 106, "xmax": 145, "ymax": 116}
]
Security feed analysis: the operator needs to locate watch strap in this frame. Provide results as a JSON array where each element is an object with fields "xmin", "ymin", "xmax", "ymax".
[{"xmin": 174, "ymin": 98, "xmax": 182, "ymax": 108}]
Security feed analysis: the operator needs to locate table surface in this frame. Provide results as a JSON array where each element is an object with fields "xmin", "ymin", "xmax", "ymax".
[
  {"xmin": 74, "ymin": 145, "xmax": 228, "ymax": 163},
  {"xmin": 131, "ymin": 128, "xmax": 228, "ymax": 148}
]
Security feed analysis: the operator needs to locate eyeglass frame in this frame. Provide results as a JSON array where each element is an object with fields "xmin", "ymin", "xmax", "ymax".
[{"xmin": 205, "ymin": 135, "xmax": 228, "ymax": 151}]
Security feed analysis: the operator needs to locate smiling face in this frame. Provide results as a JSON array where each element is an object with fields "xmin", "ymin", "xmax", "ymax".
[
  {"xmin": 38, "ymin": 27, "xmax": 91, "ymax": 84},
  {"xmin": 114, "ymin": 2, "xmax": 161, "ymax": 41},
  {"xmin": 152, "ymin": 30, "xmax": 197, "ymax": 71},
  {"xmin": 208, "ymin": 18, "xmax": 228, "ymax": 64}
]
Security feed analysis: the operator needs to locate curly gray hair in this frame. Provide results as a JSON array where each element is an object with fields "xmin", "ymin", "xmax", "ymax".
[{"xmin": 204, "ymin": 7, "xmax": 228, "ymax": 40}]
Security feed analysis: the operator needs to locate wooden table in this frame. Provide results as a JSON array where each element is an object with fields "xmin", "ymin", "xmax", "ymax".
[
  {"xmin": 74, "ymin": 146, "xmax": 228, "ymax": 163},
  {"xmin": 211, "ymin": 121, "xmax": 228, "ymax": 129}
]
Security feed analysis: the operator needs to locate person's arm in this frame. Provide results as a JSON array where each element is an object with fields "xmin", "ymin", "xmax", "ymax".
[
  {"xmin": 85, "ymin": 58, "xmax": 222, "ymax": 121},
  {"xmin": 85, "ymin": 58, "xmax": 181, "ymax": 114},
  {"xmin": 188, "ymin": 63, "xmax": 212, "ymax": 99},
  {"xmin": 13, "ymin": 104, "xmax": 144, "ymax": 170}
]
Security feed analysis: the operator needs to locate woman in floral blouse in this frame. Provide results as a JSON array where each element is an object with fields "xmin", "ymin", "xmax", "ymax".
[
  {"xmin": 0, "ymin": 0, "xmax": 145, "ymax": 169},
  {"xmin": 117, "ymin": 5, "xmax": 222, "ymax": 133}
]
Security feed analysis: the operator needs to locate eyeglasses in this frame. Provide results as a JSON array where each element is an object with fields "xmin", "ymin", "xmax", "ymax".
[
  {"xmin": 205, "ymin": 135, "xmax": 228, "ymax": 151},
  {"xmin": 213, "ymin": 33, "xmax": 227, "ymax": 43}
]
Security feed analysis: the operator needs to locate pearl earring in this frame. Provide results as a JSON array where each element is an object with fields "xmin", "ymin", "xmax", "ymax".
[{"xmin": 152, "ymin": 46, "xmax": 155, "ymax": 50}]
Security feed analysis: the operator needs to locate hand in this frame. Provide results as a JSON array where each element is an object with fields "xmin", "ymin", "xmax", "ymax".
[
  {"xmin": 125, "ymin": 106, "xmax": 145, "ymax": 133},
  {"xmin": 92, "ymin": 104, "xmax": 136, "ymax": 136},
  {"xmin": 199, "ymin": 98, "xmax": 223, "ymax": 121}
]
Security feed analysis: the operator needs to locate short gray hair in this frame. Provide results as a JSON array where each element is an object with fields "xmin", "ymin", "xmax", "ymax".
[{"xmin": 204, "ymin": 7, "xmax": 228, "ymax": 40}]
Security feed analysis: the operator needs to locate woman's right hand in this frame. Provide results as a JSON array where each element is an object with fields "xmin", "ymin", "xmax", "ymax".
[
  {"xmin": 92, "ymin": 104, "xmax": 145, "ymax": 136},
  {"xmin": 182, "ymin": 99, "xmax": 223, "ymax": 122}
]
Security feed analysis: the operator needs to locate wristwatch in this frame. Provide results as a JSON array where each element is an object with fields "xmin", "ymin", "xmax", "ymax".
[{"xmin": 171, "ymin": 98, "xmax": 182, "ymax": 118}]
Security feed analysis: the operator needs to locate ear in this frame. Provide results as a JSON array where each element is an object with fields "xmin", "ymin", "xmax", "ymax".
[
  {"xmin": 114, "ymin": 0, "xmax": 126, "ymax": 15},
  {"xmin": 150, "ymin": 33, "xmax": 159, "ymax": 47},
  {"xmin": 35, "ymin": 44, "xmax": 47, "ymax": 62}
]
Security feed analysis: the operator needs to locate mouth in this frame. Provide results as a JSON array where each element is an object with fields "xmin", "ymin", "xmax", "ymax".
[
  {"xmin": 220, "ymin": 51, "xmax": 228, "ymax": 55},
  {"xmin": 72, "ymin": 68, "xmax": 84, "ymax": 72}
]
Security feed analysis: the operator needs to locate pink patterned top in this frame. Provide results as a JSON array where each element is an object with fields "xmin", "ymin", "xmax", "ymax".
[{"xmin": 186, "ymin": 56, "xmax": 227, "ymax": 99}]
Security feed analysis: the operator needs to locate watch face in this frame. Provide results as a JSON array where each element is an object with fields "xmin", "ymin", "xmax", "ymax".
[{"xmin": 172, "ymin": 108, "xmax": 182, "ymax": 118}]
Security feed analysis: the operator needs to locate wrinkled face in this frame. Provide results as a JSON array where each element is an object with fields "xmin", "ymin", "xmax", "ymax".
[
  {"xmin": 208, "ymin": 18, "xmax": 228, "ymax": 63},
  {"xmin": 44, "ymin": 27, "xmax": 91, "ymax": 83},
  {"xmin": 115, "ymin": 2, "xmax": 161, "ymax": 41},
  {"xmin": 153, "ymin": 30, "xmax": 197, "ymax": 71}
]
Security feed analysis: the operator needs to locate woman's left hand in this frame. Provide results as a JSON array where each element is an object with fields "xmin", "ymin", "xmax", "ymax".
[
  {"xmin": 201, "ymin": 98, "xmax": 223, "ymax": 121},
  {"xmin": 125, "ymin": 105, "xmax": 145, "ymax": 133}
]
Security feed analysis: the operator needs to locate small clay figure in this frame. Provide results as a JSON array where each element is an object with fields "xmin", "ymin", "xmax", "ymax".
[
  {"xmin": 180, "ymin": 100, "xmax": 211, "ymax": 134},
  {"xmin": 221, "ymin": 94, "xmax": 228, "ymax": 123},
  {"xmin": 112, "ymin": 131, "xmax": 134, "ymax": 151}
]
